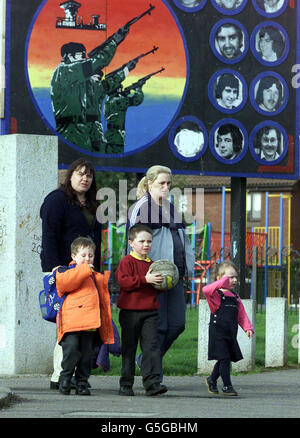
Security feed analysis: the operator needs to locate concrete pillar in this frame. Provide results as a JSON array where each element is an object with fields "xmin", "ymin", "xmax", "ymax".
[
  {"xmin": 197, "ymin": 299, "xmax": 215, "ymax": 374},
  {"xmin": 0, "ymin": 134, "xmax": 58, "ymax": 374},
  {"xmin": 232, "ymin": 299, "xmax": 256, "ymax": 372},
  {"xmin": 297, "ymin": 299, "xmax": 300, "ymax": 363},
  {"xmin": 265, "ymin": 297, "xmax": 287, "ymax": 367}
]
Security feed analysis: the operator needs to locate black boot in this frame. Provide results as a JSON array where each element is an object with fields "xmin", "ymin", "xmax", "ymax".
[
  {"xmin": 75, "ymin": 384, "xmax": 91, "ymax": 396},
  {"xmin": 59, "ymin": 377, "xmax": 71, "ymax": 395}
]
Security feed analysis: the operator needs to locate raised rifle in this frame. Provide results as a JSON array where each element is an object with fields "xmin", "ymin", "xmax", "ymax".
[
  {"xmin": 88, "ymin": 4, "xmax": 155, "ymax": 57},
  {"xmin": 105, "ymin": 46, "xmax": 159, "ymax": 80},
  {"xmin": 122, "ymin": 67, "xmax": 165, "ymax": 96}
]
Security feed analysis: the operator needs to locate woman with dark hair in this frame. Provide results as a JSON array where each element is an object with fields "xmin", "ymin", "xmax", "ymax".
[
  {"xmin": 40, "ymin": 157, "xmax": 102, "ymax": 389},
  {"xmin": 40, "ymin": 158, "xmax": 100, "ymax": 273}
]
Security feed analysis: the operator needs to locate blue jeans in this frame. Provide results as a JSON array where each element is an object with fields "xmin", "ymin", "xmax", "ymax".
[{"xmin": 156, "ymin": 279, "xmax": 186, "ymax": 357}]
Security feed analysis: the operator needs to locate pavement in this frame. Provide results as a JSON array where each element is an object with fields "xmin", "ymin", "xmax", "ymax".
[{"xmin": 0, "ymin": 369, "xmax": 300, "ymax": 422}]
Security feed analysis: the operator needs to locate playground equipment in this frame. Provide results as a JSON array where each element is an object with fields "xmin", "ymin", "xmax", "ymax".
[
  {"xmin": 101, "ymin": 222, "xmax": 126, "ymax": 272},
  {"xmin": 253, "ymin": 192, "xmax": 292, "ymax": 304},
  {"xmin": 187, "ymin": 186, "xmax": 268, "ymax": 305},
  {"xmin": 101, "ymin": 189, "xmax": 290, "ymax": 306}
]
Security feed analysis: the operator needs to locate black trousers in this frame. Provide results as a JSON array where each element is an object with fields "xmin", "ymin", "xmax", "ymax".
[
  {"xmin": 119, "ymin": 309, "xmax": 161, "ymax": 390},
  {"xmin": 60, "ymin": 331, "xmax": 95, "ymax": 385}
]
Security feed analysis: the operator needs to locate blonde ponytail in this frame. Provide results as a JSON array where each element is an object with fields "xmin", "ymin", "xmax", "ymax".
[{"xmin": 136, "ymin": 166, "xmax": 172, "ymax": 200}]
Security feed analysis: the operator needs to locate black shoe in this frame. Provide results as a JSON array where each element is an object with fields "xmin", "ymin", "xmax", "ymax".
[
  {"xmin": 119, "ymin": 386, "xmax": 135, "ymax": 396},
  {"xmin": 50, "ymin": 381, "xmax": 59, "ymax": 390},
  {"xmin": 146, "ymin": 383, "xmax": 168, "ymax": 396},
  {"xmin": 75, "ymin": 385, "xmax": 91, "ymax": 396},
  {"xmin": 70, "ymin": 376, "xmax": 91, "ymax": 389},
  {"xmin": 222, "ymin": 385, "xmax": 238, "ymax": 396},
  {"xmin": 59, "ymin": 377, "xmax": 71, "ymax": 395},
  {"xmin": 70, "ymin": 376, "xmax": 77, "ymax": 389},
  {"xmin": 205, "ymin": 376, "xmax": 219, "ymax": 395}
]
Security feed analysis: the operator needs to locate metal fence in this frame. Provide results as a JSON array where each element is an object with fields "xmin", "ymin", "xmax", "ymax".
[
  {"xmin": 188, "ymin": 245, "xmax": 300, "ymax": 312},
  {"xmin": 100, "ymin": 224, "xmax": 300, "ymax": 311}
]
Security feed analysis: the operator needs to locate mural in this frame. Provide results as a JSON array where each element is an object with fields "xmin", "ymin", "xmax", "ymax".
[
  {"xmin": 7, "ymin": 0, "xmax": 300, "ymax": 178},
  {"xmin": 26, "ymin": 0, "xmax": 187, "ymax": 155}
]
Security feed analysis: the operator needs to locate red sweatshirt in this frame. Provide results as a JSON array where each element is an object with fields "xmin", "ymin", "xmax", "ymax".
[{"xmin": 116, "ymin": 253, "xmax": 160, "ymax": 310}]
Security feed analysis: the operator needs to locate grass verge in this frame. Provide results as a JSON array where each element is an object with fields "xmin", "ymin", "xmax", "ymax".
[{"xmin": 92, "ymin": 307, "xmax": 299, "ymax": 377}]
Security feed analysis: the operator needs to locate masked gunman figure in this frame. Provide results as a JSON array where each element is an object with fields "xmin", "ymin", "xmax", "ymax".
[{"xmin": 50, "ymin": 27, "xmax": 129, "ymax": 151}]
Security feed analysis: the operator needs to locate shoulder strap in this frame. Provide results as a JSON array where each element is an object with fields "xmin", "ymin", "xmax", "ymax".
[{"xmin": 217, "ymin": 289, "xmax": 225, "ymax": 298}]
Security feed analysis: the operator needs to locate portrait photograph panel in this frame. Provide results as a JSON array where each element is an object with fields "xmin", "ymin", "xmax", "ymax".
[
  {"xmin": 210, "ymin": 19, "xmax": 249, "ymax": 64},
  {"xmin": 252, "ymin": 0, "xmax": 288, "ymax": 18},
  {"xmin": 212, "ymin": 0, "xmax": 247, "ymax": 15},
  {"xmin": 250, "ymin": 21, "xmax": 289, "ymax": 66},
  {"xmin": 168, "ymin": 116, "xmax": 208, "ymax": 161},
  {"xmin": 209, "ymin": 119, "xmax": 248, "ymax": 164},
  {"xmin": 208, "ymin": 69, "xmax": 248, "ymax": 114},
  {"xmin": 173, "ymin": 0, "xmax": 208, "ymax": 11},
  {"xmin": 250, "ymin": 72, "xmax": 288, "ymax": 116},
  {"xmin": 249, "ymin": 121, "xmax": 288, "ymax": 164}
]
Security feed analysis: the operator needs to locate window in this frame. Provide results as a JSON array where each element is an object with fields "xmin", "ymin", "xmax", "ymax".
[{"xmin": 247, "ymin": 192, "xmax": 262, "ymax": 221}]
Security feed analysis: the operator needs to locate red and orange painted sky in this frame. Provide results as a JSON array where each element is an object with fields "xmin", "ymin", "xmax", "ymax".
[{"xmin": 27, "ymin": 0, "xmax": 187, "ymax": 96}]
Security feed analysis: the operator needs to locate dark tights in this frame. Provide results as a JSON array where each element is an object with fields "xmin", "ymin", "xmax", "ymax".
[{"xmin": 211, "ymin": 359, "xmax": 232, "ymax": 387}]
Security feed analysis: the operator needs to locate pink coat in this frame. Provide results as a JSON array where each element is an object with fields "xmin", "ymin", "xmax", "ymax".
[{"xmin": 202, "ymin": 276, "xmax": 254, "ymax": 333}]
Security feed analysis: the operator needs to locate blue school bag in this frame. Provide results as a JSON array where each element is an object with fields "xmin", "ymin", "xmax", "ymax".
[{"xmin": 39, "ymin": 265, "xmax": 75, "ymax": 325}]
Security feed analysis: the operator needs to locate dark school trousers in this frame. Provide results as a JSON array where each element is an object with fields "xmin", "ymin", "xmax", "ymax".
[
  {"xmin": 119, "ymin": 309, "xmax": 161, "ymax": 390},
  {"xmin": 60, "ymin": 331, "xmax": 95, "ymax": 385}
]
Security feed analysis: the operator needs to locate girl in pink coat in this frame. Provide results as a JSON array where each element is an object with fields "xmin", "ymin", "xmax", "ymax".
[{"xmin": 202, "ymin": 260, "xmax": 254, "ymax": 396}]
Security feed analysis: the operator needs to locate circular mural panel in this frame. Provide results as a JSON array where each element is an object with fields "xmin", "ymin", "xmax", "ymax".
[{"xmin": 26, "ymin": 0, "xmax": 188, "ymax": 156}]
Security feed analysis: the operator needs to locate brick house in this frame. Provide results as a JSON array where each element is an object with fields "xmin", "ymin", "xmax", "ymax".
[{"xmin": 173, "ymin": 175, "xmax": 299, "ymax": 253}]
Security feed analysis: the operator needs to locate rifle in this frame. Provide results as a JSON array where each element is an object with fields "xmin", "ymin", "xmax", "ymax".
[
  {"xmin": 105, "ymin": 46, "xmax": 158, "ymax": 80},
  {"xmin": 122, "ymin": 67, "xmax": 165, "ymax": 95},
  {"xmin": 88, "ymin": 4, "xmax": 155, "ymax": 57}
]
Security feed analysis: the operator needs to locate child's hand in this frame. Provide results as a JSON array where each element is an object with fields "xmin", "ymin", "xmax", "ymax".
[
  {"xmin": 246, "ymin": 330, "xmax": 253, "ymax": 338},
  {"xmin": 145, "ymin": 269, "xmax": 163, "ymax": 286}
]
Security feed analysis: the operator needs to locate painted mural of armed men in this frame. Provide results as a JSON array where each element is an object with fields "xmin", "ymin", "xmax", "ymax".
[
  {"xmin": 104, "ymin": 67, "xmax": 164, "ymax": 154},
  {"xmin": 50, "ymin": 4, "xmax": 160, "ymax": 154},
  {"xmin": 50, "ymin": 28, "xmax": 128, "ymax": 152}
]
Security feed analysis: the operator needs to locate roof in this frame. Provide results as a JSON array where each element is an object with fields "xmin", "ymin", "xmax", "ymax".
[{"xmin": 172, "ymin": 175, "xmax": 298, "ymax": 191}]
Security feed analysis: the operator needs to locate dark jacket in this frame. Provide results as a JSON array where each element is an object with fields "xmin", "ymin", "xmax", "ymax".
[
  {"xmin": 40, "ymin": 188, "xmax": 101, "ymax": 272},
  {"xmin": 127, "ymin": 192, "xmax": 195, "ymax": 278}
]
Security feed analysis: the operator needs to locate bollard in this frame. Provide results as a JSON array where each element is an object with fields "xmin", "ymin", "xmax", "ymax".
[
  {"xmin": 265, "ymin": 297, "xmax": 287, "ymax": 367},
  {"xmin": 197, "ymin": 299, "xmax": 215, "ymax": 374},
  {"xmin": 232, "ymin": 299, "xmax": 256, "ymax": 372}
]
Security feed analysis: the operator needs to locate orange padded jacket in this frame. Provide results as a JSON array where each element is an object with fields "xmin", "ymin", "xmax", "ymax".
[{"xmin": 55, "ymin": 262, "xmax": 114, "ymax": 344}]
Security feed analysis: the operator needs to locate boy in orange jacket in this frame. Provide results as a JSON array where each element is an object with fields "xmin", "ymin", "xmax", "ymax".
[{"xmin": 56, "ymin": 236, "xmax": 114, "ymax": 395}]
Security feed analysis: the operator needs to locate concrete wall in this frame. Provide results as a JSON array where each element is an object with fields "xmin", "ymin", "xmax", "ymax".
[{"xmin": 0, "ymin": 134, "xmax": 58, "ymax": 374}]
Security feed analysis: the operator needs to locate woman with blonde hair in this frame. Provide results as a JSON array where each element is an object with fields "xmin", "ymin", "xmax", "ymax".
[{"xmin": 127, "ymin": 165, "xmax": 195, "ymax": 382}]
